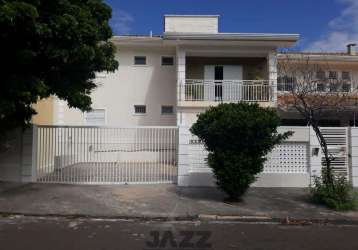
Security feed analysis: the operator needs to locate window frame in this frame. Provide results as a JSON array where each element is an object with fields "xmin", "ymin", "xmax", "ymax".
[
  {"xmin": 134, "ymin": 56, "xmax": 147, "ymax": 65},
  {"xmin": 328, "ymin": 71, "xmax": 338, "ymax": 80},
  {"xmin": 134, "ymin": 105, "xmax": 147, "ymax": 115},
  {"xmin": 161, "ymin": 56, "xmax": 175, "ymax": 66},
  {"xmin": 161, "ymin": 105, "xmax": 175, "ymax": 115},
  {"xmin": 342, "ymin": 71, "xmax": 351, "ymax": 80}
]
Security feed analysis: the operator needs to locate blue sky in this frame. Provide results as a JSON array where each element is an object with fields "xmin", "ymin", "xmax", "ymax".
[{"xmin": 106, "ymin": 0, "xmax": 358, "ymax": 51}]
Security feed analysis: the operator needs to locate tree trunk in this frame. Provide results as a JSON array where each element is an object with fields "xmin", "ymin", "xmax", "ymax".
[{"xmin": 311, "ymin": 124, "xmax": 334, "ymax": 186}]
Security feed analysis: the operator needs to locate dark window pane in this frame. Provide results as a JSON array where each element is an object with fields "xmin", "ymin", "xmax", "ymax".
[
  {"xmin": 329, "ymin": 71, "xmax": 337, "ymax": 79},
  {"xmin": 134, "ymin": 56, "xmax": 146, "ymax": 65},
  {"xmin": 214, "ymin": 66, "xmax": 224, "ymax": 80},
  {"xmin": 134, "ymin": 105, "xmax": 146, "ymax": 114},
  {"xmin": 162, "ymin": 56, "xmax": 174, "ymax": 65},
  {"xmin": 161, "ymin": 105, "xmax": 174, "ymax": 114},
  {"xmin": 342, "ymin": 83, "xmax": 351, "ymax": 92},
  {"xmin": 316, "ymin": 83, "xmax": 325, "ymax": 92}
]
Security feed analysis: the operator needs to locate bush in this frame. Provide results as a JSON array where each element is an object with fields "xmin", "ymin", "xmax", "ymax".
[
  {"xmin": 190, "ymin": 103, "xmax": 291, "ymax": 200},
  {"xmin": 310, "ymin": 175, "xmax": 357, "ymax": 211}
]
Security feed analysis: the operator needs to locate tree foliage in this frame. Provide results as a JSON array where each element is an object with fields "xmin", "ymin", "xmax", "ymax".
[
  {"xmin": 191, "ymin": 103, "xmax": 291, "ymax": 200},
  {"xmin": 0, "ymin": 0, "xmax": 118, "ymax": 133}
]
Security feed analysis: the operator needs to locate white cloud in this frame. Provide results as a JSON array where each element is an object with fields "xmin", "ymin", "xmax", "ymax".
[
  {"xmin": 110, "ymin": 10, "xmax": 134, "ymax": 35},
  {"xmin": 306, "ymin": 0, "xmax": 358, "ymax": 51}
]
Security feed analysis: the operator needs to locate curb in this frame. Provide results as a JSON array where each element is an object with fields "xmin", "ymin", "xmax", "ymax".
[
  {"xmin": 1, "ymin": 212, "xmax": 358, "ymax": 226},
  {"xmin": 0, "ymin": 212, "xmax": 198, "ymax": 222}
]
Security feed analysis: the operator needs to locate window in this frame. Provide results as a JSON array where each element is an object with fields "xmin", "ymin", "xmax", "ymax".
[
  {"xmin": 316, "ymin": 71, "xmax": 325, "ymax": 80},
  {"xmin": 85, "ymin": 109, "xmax": 105, "ymax": 125},
  {"xmin": 342, "ymin": 71, "xmax": 351, "ymax": 80},
  {"xmin": 316, "ymin": 83, "xmax": 326, "ymax": 92},
  {"xmin": 329, "ymin": 71, "xmax": 337, "ymax": 79},
  {"xmin": 161, "ymin": 56, "xmax": 174, "ymax": 66},
  {"xmin": 342, "ymin": 83, "xmax": 352, "ymax": 92},
  {"xmin": 277, "ymin": 76, "xmax": 296, "ymax": 91},
  {"xmin": 161, "ymin": 105, "xmax": 174, "ymax": 114},
  {"xmin": 134, "ymin": 56, "xmax": 146, "ymax": 65},
  {"xmin": 134, "ymin": 105, "xmax": 146, "ymax": 114},
  {"xmin": 329, "ymin": 83, "xmax": 339, "ymax": 92}
]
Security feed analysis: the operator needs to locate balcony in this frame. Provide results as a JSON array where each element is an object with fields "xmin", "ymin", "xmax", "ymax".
[
  {"xmin": 178, "ymin": 79, "xmax": 274, "ymax": 106},
  {"xmin": 277, "ymin": 80, "xmax": 353, "ymax": 93}
]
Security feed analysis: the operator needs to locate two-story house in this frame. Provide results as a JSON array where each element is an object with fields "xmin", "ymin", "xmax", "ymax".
[
  {"xmin": 33, "ymin": 15, "xmax": 299, "ymax": 128},
  {"xmin": 24, "ymin": 15, "xmax": 358, "ymax": 187}
]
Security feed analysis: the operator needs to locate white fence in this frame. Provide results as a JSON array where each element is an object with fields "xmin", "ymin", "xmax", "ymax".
[
  {"xmin": 33, "ymin": 126, "xmax": 178, "ymax": 184},
  {"xmin": 180, "ymin": 80, "xmax": 273, "ymax": 102},
  {"xmin": 2, "ymin": 125, "xmax": 358, "ymax": 187},
  {"xmin": 188, "ymin": 135, "xmax": 309, "ymax": 175},
  {"xmin": 179, "ymin": 126, "xmax": 354, "ymax": 187}
]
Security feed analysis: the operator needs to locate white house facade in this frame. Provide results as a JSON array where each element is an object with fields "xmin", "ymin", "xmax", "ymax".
[
  {"xmin": 3, "ymin": 15, "xmax": 358, "ymax": 188},
  {"xmin": 52, "ymin": 15, "xmax": 299, "ymax": 128}
]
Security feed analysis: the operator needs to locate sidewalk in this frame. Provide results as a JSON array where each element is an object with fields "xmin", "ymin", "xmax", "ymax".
[{"xmin": 0, "ymin": 182, "xmax": 357, "ymax": 223}]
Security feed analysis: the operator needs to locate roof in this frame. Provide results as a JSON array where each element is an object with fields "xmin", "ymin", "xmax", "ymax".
[
  {"xmin": 282, "ymin": 51, "xmax": 353, "ymax": 56},
  {"xmin": 163, "ymin": 32, "xmax": 299, "ymax": 42},
  {"xmin": 111, "ymin": 33, "xmax": 299, "ymax": 48},
  {"xmin": 278, "ymin": 52, "xmax": 358, "ymax": 62},
  {"xmin": 111, "ymin": 35, "xmax": 162, "ymax": 43}
]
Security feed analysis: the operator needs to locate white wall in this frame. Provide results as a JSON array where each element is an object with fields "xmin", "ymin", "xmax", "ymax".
[
  {"xmin": 178, "ymin": 126, "xmax": 312, "ymax": 187},
  {"xmin": 164, "ymin": 16, "xmax": 219, "ymax": 34},
  {"xmin": 350, "ymin": 128, "xmax": 358, "ymax": 186},
  {"xmin": 55, "ymin": 46, "xmax": 177, "ymax": 127}
]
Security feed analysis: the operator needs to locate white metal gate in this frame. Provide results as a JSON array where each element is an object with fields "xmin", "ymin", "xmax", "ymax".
[
  {"xmin": 321, "ymin": 127, "xmax": 349, "ymax": 178},
  {"xmin": 33, "ymin": 126, "xmax": 178, "ymax": 184}
]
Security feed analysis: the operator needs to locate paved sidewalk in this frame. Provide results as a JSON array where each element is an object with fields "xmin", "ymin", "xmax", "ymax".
[{"xmin": 0, "ymin": 182, "xmax": 357, "ymax": 222}]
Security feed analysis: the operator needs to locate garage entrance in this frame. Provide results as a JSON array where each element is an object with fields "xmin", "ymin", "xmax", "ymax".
[{"xmin": 33, "ymin": 126, "xmax": 178, "ymax": 184}]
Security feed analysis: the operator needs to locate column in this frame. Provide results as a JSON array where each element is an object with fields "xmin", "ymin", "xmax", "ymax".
[
  {"xmin": 176, "ymin": 46, "xmax": 186, "ymax": 126},
  {"xmin": 267, "ymin": 50, "xmax": 278, "ymax": 106},
  {"xmin": 177, "ymin": 125, "xmax": 190, "ymax": 186}
]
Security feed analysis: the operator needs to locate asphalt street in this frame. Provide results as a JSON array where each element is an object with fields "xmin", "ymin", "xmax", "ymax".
[{"xmin": 0, "ymin": 216, "xmax": 358, "ymax": 250}]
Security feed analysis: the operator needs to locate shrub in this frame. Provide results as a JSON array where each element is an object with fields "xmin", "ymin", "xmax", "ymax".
[
  {"xmin": 310, "ymin": 174, "xmax": 357, "ymax": 211},
  {"xmin": 190, "ymin": 103, "xmax": 291, "ymax": 200}
]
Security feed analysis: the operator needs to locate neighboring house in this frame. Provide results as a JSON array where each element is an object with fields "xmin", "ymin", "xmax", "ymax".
[{"xmin": 277, "ymin": 49, "xmax": 358, "ymax": 126}]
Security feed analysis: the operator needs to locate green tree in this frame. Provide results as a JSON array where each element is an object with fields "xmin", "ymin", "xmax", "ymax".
[
  {"xmin": 0, "ymin": 0, "xmax": 118, "ymax": 134},
  {"xmin": 191, "ymin": 103, "xmax": 291, "ymax": 200}
]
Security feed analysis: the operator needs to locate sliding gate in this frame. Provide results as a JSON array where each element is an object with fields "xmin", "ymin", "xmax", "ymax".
[{"xmin": 33, "ymin": 126, "xmax": 178, "ymax": 184}]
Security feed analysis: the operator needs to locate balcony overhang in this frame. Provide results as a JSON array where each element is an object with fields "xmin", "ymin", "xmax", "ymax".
[
  {"xmin": 183, "ymin": 46, "xmax": 276, "ymax": 57},
  {"xmin": 163, "ymin": 32, "xmax": 299, "ymax": 48}
]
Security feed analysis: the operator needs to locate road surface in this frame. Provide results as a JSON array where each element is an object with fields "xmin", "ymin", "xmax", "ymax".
[{"xmin": 0, "ymin": 216, "xmax": 357, "ymax": 250}]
